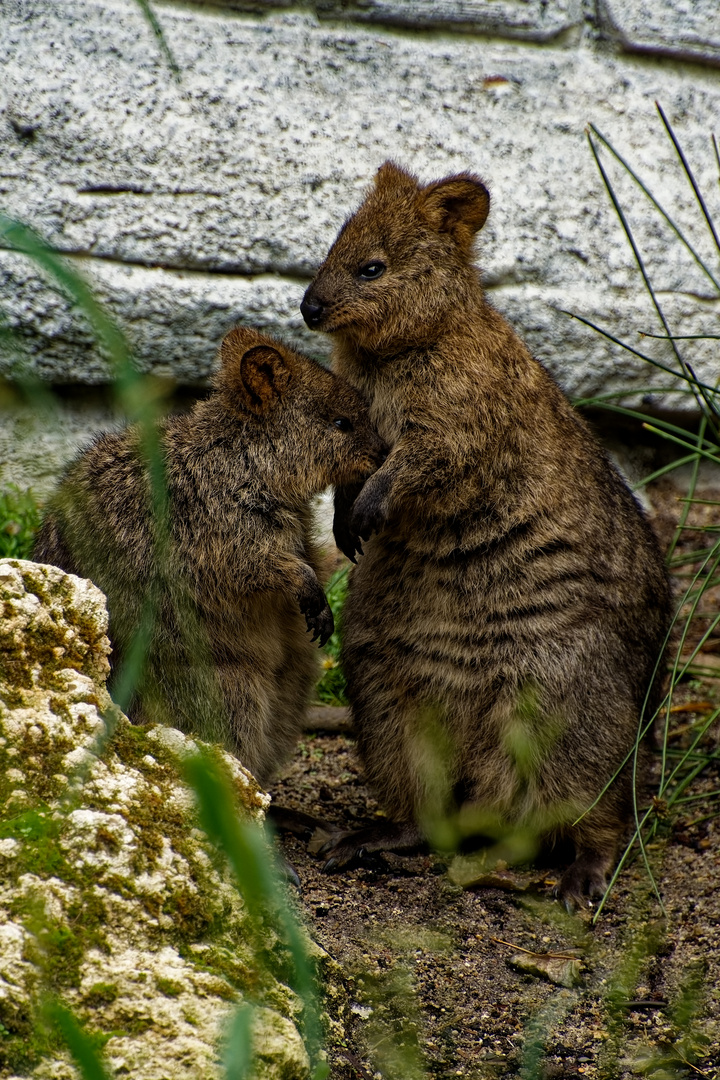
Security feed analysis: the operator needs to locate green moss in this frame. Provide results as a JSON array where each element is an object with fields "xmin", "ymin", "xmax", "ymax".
[
  {"xmin": 161, "ymin": 885, "xmax": 215, "ymax": 940},
  {"xmin": 103, "ymin": 873, "xmax": 138, "ymax": 900},
  {"xmin": 155, "ymin": 976, "xmax": 184, "ymax": 998},
  {"xmin": 108, "ymin": 720, "xmax": 157, "ymax": 767},
  {"xmin": 0, "ymin": 485, "xmax": 41, "ymax": 560},
  {"xmin": 114, "ymin": 1012, "xmax": 155, "ymax": 1037},
  {"xmin": 66, "ymin": 892, "xmax": 109, "ymax": 955},
  {"xmin": 0, "ymin": 807, "xmax": 66, "ymax": 877},
  {"xmin": 0, "ymin": 665, "xmax": 33, "ymax": 699},
  {"xmin": 19, "ymin": 721, "xmax": 75, "ymax": 802},
  {"xmin": 22, "ymin": 919, "xmax": 86, "ymax": 991},
  {"xmin": 94, "ymin": 824, "xmax": 122, "ymax": 854},
  {"xmin": 82, "ymin": 983, "xmax": 119, "ymax": 1008},
  {"xmin": 0, "ymin": 612, "xmax": 306, "ymax": 1067},
  {"xmin": 184, "ymin": 943, "xmax": 260, "ymax": 999},
  {"xmin": 0, "ymin": 996, "xmax": 34, "ymax": 1068}
]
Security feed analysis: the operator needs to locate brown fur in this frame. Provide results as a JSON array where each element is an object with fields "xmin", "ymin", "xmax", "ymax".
[
  {"xmin": 301, "ymin": 162, "xmax": 672, "ymax": 903},
  {"xmin": 33, "ymin": 327, "xmax": 387, "ymax": 784}
]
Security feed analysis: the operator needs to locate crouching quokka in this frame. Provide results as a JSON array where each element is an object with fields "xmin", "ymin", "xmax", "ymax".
[
  {"xmin": 33, "ymin": 327, "xmax": 387, "ymax": 786},
  {"xmin": 300, "ymin": 161, "xmax": 672, "ymax": 906}
]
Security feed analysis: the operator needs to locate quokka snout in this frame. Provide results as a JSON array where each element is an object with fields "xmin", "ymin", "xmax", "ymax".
[
  {"xmin": 301, "ymin": 161, "xmax": 672, "ymax": 905},
  {"xmin": 33, "ymin": 326, "xmax": 387, "ymax": 784}
]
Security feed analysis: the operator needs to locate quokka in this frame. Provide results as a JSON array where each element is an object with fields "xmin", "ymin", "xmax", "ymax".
[
  {"xmin": 34, "ymin": 327, "xmax": 387, "ymax": 785},
  {"xmin": 300, "ymin": 161, "xmax": 672, "ymax": 904}
]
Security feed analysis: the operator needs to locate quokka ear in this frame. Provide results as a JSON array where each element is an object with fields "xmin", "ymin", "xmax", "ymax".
[
  {"xmin": 220, "ymin": 330, "xmax": 293, "ymax": 415},
  {"xmin": 419, "ymin": 173, "xmax": 490, "ymax": 252},
  {"xmin": 374, "ymin": 160, "xmax": 420, "ymax": 194}
]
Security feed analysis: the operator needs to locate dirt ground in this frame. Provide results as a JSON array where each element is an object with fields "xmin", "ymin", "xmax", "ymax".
[{"xmin": 272, "ymin": 476, "xmax": 720, "ymax": 1080}]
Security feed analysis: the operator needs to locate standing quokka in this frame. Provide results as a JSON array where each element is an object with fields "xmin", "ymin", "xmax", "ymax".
[
  {"xmin": 33, "ymin": 327, "xmax": 387, "ymax": 785},
  {"xmin": 300, "ymin": 162, "xmax": 672, "ymax": 904}
]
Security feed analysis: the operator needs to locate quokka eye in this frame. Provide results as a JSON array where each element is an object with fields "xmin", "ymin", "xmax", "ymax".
[
  {"xmin": 334, "ymin": 417, "xmax": 352, "ymax": 432},
  {"xmin": 358, "ymin": 261, "xmax": 386, "ymax": 280}
]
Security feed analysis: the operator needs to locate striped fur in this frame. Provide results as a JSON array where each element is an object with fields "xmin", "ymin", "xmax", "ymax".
[
  {"xmin": 301, "ymin": 162, "xmax": 671, "ymax": 902},
  {"xmin": 33, "ymin": 328, "xmax": 386, "ymax": 784}
]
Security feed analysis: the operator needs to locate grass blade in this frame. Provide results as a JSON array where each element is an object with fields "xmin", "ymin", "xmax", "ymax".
[
  {"xmin": 133, "ymin": 0, "xmax": 181, "ymax": 83},
  {"xmin": 561, "ymin": 308, "xmax": 720, "ymax": 397},
  {"xmin": 656, "ymin": 101, "xmax": 720, "ymax": 258},
  {"xmin": 587, "ymin": 132, "xmax": 720, "ymax": 431},
  {"xmin": 640, "ymin": 332, "xmax": 720, "ymax": 340},
  {"xmin": 183, "ymin": 751, "xmax": 329, "ymax": 1079},
  {"xmin": 589, "ymin": 122, "xmax": 720, "ymax": 292},
  {"xmin": 43, "ymin": 999, "xmax": 112, "ymax": 1080},
  {"xmin": 221, "ymin": 1004, "xmax": 255, "ymax": 1079},
  {"xmin": 642, "ymin": 423, "xmax": 720, "ymax": 465}
]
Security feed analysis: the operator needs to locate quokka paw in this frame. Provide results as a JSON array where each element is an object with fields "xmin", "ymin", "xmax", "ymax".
[
  {"xmin": 554, "ymin": 854, "xmax": 610, "ymax": 912},
  {"xmin": 304, "ymin": 603, "xmax": 334, "ymax": 647},
  {"xmin": 350, "ymin": 487, "xmax": 387, "ymax": 542},
  {"xmin": 332, "ymin": 519, "xmax": 364, "ymax": 563}
]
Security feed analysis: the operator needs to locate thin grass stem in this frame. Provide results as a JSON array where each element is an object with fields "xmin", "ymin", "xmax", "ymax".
[
  {"xmin": 575, "ymin": 388, "xmax": 700, "ymax": 406},
  {"xmin": 656, "ymin": 102, "xmax": 720, "ymax": 258},
  {"xmin": 640, "ymin": 333, "xmax": 720, "ymax": 340},
  {"xmin": 672, "ymin": 789, "xmax": 720, "ymax": 805},
  {"xmin": 134, "ymin": 0, "xmax": 181, "ymax": 82},
  {"xmin": 589, "ymin": 122, "xmax": 720, "ymax": 292},
  {"xmin": 576, "ymin": 541, "xmax": 720, "ymax": 837},
  {"xmin": 635, "ymin": 454, "xmax": 701, "ymax": 491},
  {"xmin": 593, "ymin": 804, "xmax": 657, "ymax": 922},
  {"xmin": 642, "ymin": 424, "xmax": 720, "ymax": 465},
  {"xmin": 665, "ymin": 755, "xmax": 718, "ymax": 808},
  {"xmin": 587, "ymin": 132, "xmax": 720, "ymax": 432},
  {"xmin": 561, "ymin": 309, "xmax": 720, "ymax": 397},
  {"xmin": 667, "ymin": 412, "xmax": 707, "ymax": 561}
]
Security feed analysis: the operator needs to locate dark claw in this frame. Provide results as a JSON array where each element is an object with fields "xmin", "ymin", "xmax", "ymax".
[
  {"xmin": 304, "ymin": 605, "xmax": 334, "ymax": 648},
  {"xmin": 333, "ymin": 527, "xmax": 364, "ymax": 563},
  {"xmin": 554, "ymin": 854, "xmax": 609, "ymax": 911},
  {"xmin": 280, "ymin": 857, "xmax": 301, "ymax": 889},
  {"xmin": 319, "ymin": 837, "xmax": 370, "ymax": 872},
  {"xmin": 350, "ymin": 502, "xmax": 384, "ymax": 543},
  {"xmin": 315, "ymin": 837, "xmax": 338, "ymax": 859}
]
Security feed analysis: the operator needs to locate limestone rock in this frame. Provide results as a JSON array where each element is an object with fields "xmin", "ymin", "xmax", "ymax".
[
  {"xmin": 0, "ymin": 558, "xmax": 310, "ymax": 1080},
  {"xmin": 600, "ymin": 0, "xmax": 720, "ymax": 66},
  {"xmin": 185, "ymin": 0, "xmax": 584, "ymax": 41},
  {"xmin": 313, "ymin": 0, "xmax": 584, "ymax": 41},
  {"xmin": 1, "ymin": 0, "xmax": 719, "ymax": 404}
]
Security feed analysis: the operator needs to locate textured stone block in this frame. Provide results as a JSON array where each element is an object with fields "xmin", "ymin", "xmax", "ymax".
[
  {"xmin": 183, "ymin": 0, "xmax": 584, "ymax": 41},
  {"xmin": 316, "ymin": 0, "xmax": 583, "ymax": 41},
  {"xmin": 1, "ymin": 0, "xmax": 719, "ymax": 410},
  {"xmin": 600, "ymin": 0, "xmax": 720, "ymax": 66}
]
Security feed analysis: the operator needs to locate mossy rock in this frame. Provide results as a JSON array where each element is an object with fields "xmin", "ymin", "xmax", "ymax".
[{"xmin": 0, "ymin": 559, "xmax": 311, "ymax": 1079}]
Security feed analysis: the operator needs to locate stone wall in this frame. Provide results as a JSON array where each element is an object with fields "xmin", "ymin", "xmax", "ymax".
[{"xmin": 1, "ymin": 0, "xmax": 719, "ymax": 491}]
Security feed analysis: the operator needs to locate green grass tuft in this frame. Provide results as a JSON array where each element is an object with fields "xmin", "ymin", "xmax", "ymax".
[
  {"xmin": 316, "ymin": 565, "xmax": 350, "ymax": 706},
  {"xmin": 0, "ymin": 484, "xmax": 41, "ymax": 559}
]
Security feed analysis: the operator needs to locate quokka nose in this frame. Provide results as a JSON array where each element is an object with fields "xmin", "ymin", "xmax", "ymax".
[{"xmin": 300, "ymin": 296, "xmax": 325, "ymax": 328}]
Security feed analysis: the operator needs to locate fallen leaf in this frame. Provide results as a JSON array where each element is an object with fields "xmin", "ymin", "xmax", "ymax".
[
  {"xmin": 448, "ymin": 852, "xmax": 548, "ymax": 892},
  {"xmin": 509, "ymin": 951, "xmax": 582, "ymax": 988}
]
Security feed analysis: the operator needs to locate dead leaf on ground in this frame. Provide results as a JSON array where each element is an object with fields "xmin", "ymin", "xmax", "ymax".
[
  {"xmin": 493, "ymin": 937, "xmax": 583, "ymax": 987},
  {"xmin": 508, "ymin": 950, "xmax": 582, "ymax": 988},
  {"xmin": 448, "ymin": 851, "xmax": 549, "ymax": 892}
]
